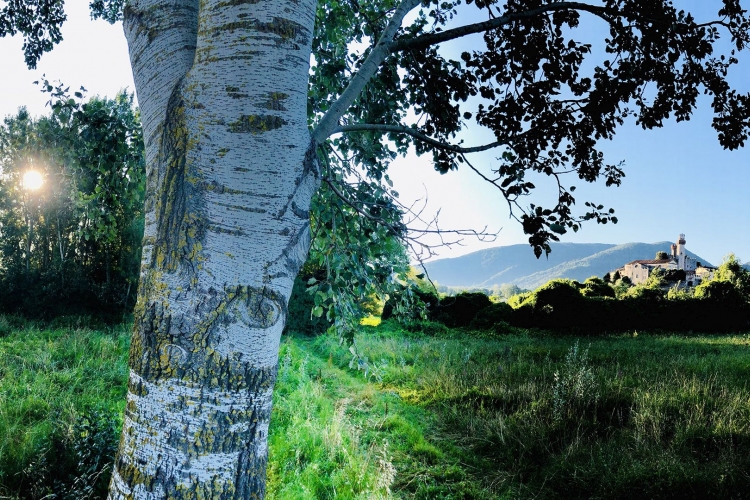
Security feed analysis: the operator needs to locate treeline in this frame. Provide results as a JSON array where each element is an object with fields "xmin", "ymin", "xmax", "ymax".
[
  {"xmin": 434, "ymin": 282, "xmax": 528, "ymax": 302},
  {"xmin": 385, "ymin": 255, "xmax": 750, "ymax": 334},
  {"xmin": 0, "ymin": 85, "xmax": 144, "ymax": 320}
]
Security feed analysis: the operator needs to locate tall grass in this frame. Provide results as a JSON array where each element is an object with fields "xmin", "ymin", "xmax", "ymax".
[
  {"xmin": 324, "ymin": 323, "xmax": 750, "ymax": 498},
  {"xmin": 267, "ymin": 341, "xmax": 395, "ymax": 499},
  {"xmin": 0, "ymin": 318, "xmax": 128, "ymax": 498},
  {"xmin": 2, "ymin": 315, "xmax": 750, "ymax": 498}
]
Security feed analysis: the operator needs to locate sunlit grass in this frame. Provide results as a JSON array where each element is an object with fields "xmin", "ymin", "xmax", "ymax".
[
  {"xmin": 2, "ymin": 315, "xmax": 750, "ymax": 498},
  {"xmin": 302, "ymin": 322, "xmax": 750, "ymax": 497},
  {"xmin": 0, "ymin": 319, "xmax": 129, "ymax": 497}
]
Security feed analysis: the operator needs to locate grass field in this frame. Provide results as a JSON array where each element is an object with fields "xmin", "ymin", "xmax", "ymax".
[{"xmin": 1, "ymin": 317, "xmax": 750, "ymax": 498}]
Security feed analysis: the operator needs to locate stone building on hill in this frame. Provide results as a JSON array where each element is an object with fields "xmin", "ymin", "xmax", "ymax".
[{"xmin": 616, "ymin": 234, "xmax": 706, "ymax": 286}]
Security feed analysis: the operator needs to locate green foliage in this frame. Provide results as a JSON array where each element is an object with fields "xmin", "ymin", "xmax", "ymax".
[
  {"xmin": 626, "ymin": 284, "xmax": 665, "ymax": 301},
  {"xmin": 490, "ymin": 283, "xmax": 526, "ymax": 301},
  {"xmin": 432, "ymin": 291, "xmax": 492, "ymax": 328},
  {"xmin": 469, "ymin": 301, "xmax": 513, "ymax": 331},
  {"xmin": 284, "ymin": 273, "xmax": 332, "ymax": 336},
  {"xmin": 0, "ymin": 1, "xmax": 66, "ymax": 68},
  {"xmin": 552, "ymin": 341, "xmax": 598, "ymax": 421},
  {"xmin": 700, "ymin": 253, "xmax": 750, "ymax": 299},
  {"xmin": 694, "ymin": 279, "xmax": 746, "ymax": 306},
  {"xmin": 6, "ymin": 318, "xmax": 750, "ymax": 498},
  {"xmin": 0, "ymin": 84, "xmax": 144, "ymax": 319},
  {"xmin": 581, "ymin": 276, "xmax": 616, "ymax": 298},
  {"xmin": 381, "ymin": 284, "xmax": 438, "ymax": 322},
  {"xmin": 0, "ymin": 319, "xmax": 128, "ymax": 497},
  {"xmin": 305, "ymin": 177, "xmax": 416, "ymax": 341},
  {"xmin": 667, "ymin": 284, "xmax": 694, "ymax": 301},
  {"xmin": 507, "ymin": 291, "xmax": 533, "ymax": 309},
  {"xmin": 501, "ymin": 273, "xmax": 749, "ymax": 334},
  {"xmin": 656, "ymin": 251, "xmax": 669, "ymax": 260},
  {"xmin": 611, "ymin": 278, "xmax": 632, "ymax": 299},
  {"xmin": 516, "ymin": 279, "xmax": 586, "ymax": 329}
]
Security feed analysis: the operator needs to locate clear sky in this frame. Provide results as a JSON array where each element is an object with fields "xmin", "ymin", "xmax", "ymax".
[{"xmin": 0, "ymin": 1, "xmax": 748, "ymax": 267}]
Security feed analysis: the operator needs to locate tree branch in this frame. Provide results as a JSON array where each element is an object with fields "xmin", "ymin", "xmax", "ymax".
[
  {"xmin": 332, "ymin": 123, "xmax": 509, "ymax": 153},
  {"xmin": 311, "ymin": 0, "xmax": 422, "ymax": 143},
  {"xmin": 389, "ymin": 1, "xmax": 612, "ymax": 53}
]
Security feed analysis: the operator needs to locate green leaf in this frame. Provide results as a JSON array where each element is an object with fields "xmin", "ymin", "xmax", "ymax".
[{"xmin": 549, "ymin": 223, "xmax": 567, "ymax": 235}]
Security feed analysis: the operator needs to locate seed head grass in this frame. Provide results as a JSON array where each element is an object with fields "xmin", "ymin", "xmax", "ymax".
[{"xmin": 2, "ymin": 316, "xmax": 750, "ymax": 498}]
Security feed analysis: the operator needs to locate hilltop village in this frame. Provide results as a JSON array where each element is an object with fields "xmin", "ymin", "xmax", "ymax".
[{"xmin": 612, "ymin": 234, "xmax": 715, "ymax": 286}]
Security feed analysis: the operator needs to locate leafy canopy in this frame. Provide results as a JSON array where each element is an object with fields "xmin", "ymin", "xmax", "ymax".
[
  {"xmin": 0, "ymin": 80, "xmax": 144, "ymax": 318},
  {"xmin": 20, "ymin": 1, "xmax": 750, "ymax": 260}
]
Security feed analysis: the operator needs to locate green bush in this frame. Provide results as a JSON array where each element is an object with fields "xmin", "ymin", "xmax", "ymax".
[
  {"xmin": 284, "ymin": 274, "xmax": 332, "ymax": 335},
  {"xmin": 581, "ymin": 276, "xmax": 616, "ymax": 298},
  {"xmin": 403, "ymin": 320, "xmax": 451, "ymax": 336},
  {"xmin": 507, "ymin": 291, "xmax": 533, "ymax": 308},
  {"xmin": 433, "ymin": 292, "xmax": 492, "ymax": 328},
  {"xmin": 469, "ymin": 302, "xmax": 514, "ymax": 330},
  {"xmin": 15, "ymin": 407, "xmax": 120, "ymax": 500},
  {"xmin": 694, "ymin": 279, "xmax": 745, "ymax": 305},
  {"xmin": 514, "ymin": 279, "xmax": 586, "ymax": 330},
  {"xmin": 381, "ymin": 286, "xmax": 439, "ymax": 321}
]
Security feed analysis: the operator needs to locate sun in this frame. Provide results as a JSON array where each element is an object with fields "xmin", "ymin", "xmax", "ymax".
[{"xmin": 22, "ymin": 170, "xmax": 44, "ymax": 191}]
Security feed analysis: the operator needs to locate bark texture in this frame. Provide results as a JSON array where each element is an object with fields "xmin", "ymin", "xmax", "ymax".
[{"xmin": 109, "ymin": 0, "xmax": 318, "ymax": 497}]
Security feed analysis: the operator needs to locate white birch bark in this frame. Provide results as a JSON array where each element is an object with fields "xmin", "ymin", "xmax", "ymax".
[{"xmin": 109, "ymin": 0, "xmax": 318, "ymax": 497}]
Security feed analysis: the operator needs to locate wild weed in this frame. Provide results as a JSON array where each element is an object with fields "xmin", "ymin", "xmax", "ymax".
[{"xmin": 552, "ymin": 340, "xmax": 599, "ymax": 421}]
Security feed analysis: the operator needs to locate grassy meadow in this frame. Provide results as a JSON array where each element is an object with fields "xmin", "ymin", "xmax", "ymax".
[{"xmin": 1, "ymin": 317, "xmax": 750, "ymax": 498}]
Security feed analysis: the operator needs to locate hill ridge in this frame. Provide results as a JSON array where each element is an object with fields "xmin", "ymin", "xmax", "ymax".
[{"xmin": 424, "ymin": 241, "xmax": 713, "ymax": 290}]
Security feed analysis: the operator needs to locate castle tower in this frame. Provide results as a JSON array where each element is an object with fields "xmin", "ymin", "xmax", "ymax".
[{"xmin": 677, "ymin": 234, "xmax": 686, "ymax": 269}]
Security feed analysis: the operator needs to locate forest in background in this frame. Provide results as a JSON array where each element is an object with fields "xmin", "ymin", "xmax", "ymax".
[{"xmin": 0, "ymin": 83, "xmax": 143, "ymax": 320}]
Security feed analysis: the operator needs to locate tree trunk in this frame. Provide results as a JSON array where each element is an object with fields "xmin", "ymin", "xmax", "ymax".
[
  {"xmin": 57, "ymin": 213, "xmax": 65, "ymax": 287},
  {"xmin": 108, "ymin": 0, "xmax": 318, "ymax": 497},
  {"xmin": 25, "ymin": 215, "xmax": 32, "ymax": 274}
]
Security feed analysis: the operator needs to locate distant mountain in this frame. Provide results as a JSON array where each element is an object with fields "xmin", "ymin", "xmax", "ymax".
[{"xmin": 423, "ymin": 242, "xmax": 713, "ymax": 291}]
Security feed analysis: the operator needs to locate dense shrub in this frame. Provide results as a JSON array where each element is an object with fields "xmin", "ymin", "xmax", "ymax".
[
  {"xmin": 511, "ymin": 280, "xmax": 587, "ymax": 330},
  {"xmin": 626, "ymin": 285, "xmax": 665, "ymax": 301},
  {"xmin": 580, "ymin": 277, "xmax": 615, "ymax": 298},
  {"xmin": 469, "ymin": 302, "xmax": 514, "ymax": 330},
  {"xmin": 381, "ymin": 287, "xmax": 439, "ymax": 321},
  {"xmin": 695, "ymin": 279, "xmax": 745, "ymax": 305},
  {"xmin": 16, "ymin": 408, "xmax": 119, "ymax": 500},
  {"xmin": 402, "ymin": 320, "xmax": 451, "ymax": 336},
  {"xmin": 504, "ymin": 276, "xmax": 750, "ymax": 334},
  {"xmin": 507, "ymin": 291, "xmax": 532, "ymax": 308},
  {"xmin": 284, "ymin": 274, "xmax": 332, "ymax": 335},
  {"xmin": 433, "ymin": 292, "xmax": 492, "ymax": 328}
]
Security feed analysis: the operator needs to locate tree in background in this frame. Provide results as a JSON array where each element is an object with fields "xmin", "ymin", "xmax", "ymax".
[
  {"xmin": 492, "ymin": 283, "xmax": 526, "ymax": 301},
  {"xmin": 0, "ymin": 87, "xmax": 144, "ymax": 318},
  {"xmin": 581, "ymin": 276, "xmax": 615, "ymax": 298},
  {"xmin": 695, "ymin": 253, "xmax": 750, "ymax": 301},
  {"xmin": 656, "ymin": 250, "xmax": 669, "ymax": 260},
  {"xmin": 4, "ymin": 0, "xmax": 750, "ymax": 497}
]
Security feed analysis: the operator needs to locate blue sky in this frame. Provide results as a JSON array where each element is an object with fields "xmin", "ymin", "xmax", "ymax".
[{"xmin": 0, "ymin": 1, "xmax": 747, "ymax": 267}]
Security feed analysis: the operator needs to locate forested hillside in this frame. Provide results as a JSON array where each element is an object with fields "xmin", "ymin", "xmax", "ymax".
[{"xmin": 425, "ymin": 241, "xmax": 712, "ymax": 290}]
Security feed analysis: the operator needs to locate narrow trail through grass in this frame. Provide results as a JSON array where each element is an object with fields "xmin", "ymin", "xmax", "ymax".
[
  {"xmin": 270, "ymin": 323, "xmax": 750, "ymax": 499},
  {"xmin": 2, "ymin": 318, "xmax": 750, "ymax": 498}
]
